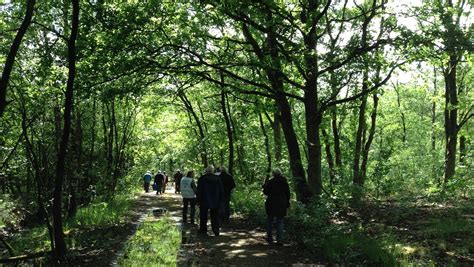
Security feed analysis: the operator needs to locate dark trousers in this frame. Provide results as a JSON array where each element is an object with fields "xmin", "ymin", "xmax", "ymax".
[
  {"xmin": 266, "ymin": 215, "xmax": 284, "ymax": 242},
  {"xmin": 222, "ymin": 194, "xmax": 231, "ymax": 222},
  {"xmin": 199, "ymin": 206, "xmax": 220, "ymax": 235},
  {"xmin": 144, "ymin": 182, "xmax": 150, "ymax": 192},
  {"xmin": 182, "ymin": 198, "xmax": 196, "ymax": 223}
]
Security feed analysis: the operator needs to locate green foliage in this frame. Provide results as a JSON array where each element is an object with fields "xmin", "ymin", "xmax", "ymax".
[
  {"xmin": 286, "ymin": 198, "xmax": 400, "ymax": 265},
  {"xmin": 231, "ymin": 183, "xmax": 266, "ymax": 223},
  {"xmin": 118, "ymin": 214, "xmax": 180, "ymax": 266},
  {"xmin": 67, "ymin": 195, "xmax": 135, "ymax": 228},
  {"xmin": 0, "ymin": 195, "xmax": 19, "ymax": 229}
]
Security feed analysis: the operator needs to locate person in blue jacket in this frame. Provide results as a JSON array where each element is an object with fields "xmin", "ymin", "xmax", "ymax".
[
  {"xmin": 196, "ymin": 165, "xmax": 224, "ymax": 236},
  {"xmin": 143, "ymin": 171, "xmax": 152, "ymax": 193}
]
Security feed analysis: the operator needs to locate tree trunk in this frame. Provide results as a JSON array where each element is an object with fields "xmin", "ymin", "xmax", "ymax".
[
  {"xmin": 0, "ymin": 0, "xmax": 35, "ymax": 117},
  {"xmin": 331, "ymin": 108, "xmax": 342, "ymax": 167},
  {"xmin": 444, "ymin": 55, "xmax": 458, "ymax": 183},
  {"xmin": 220, "ymin": 90, "xmax": 234, "ymax": 175},
  {"xmin": 259, "ymin": 112, "xmax": 272, "ymax": 176},
  {"xmin": 322, "ymin": 128, "xmax": 335, "ymax": 192},
  {"xmin": 395, "ymin": 85, "xmax": 406, "ymax": 144},
  {"xmin": 353, "ymin": 94, "xmax": 367, "ymax": 191},
  {"xmin": 179, "ymin": 92, "xmax": 208, "ymax": 167},
  {"xmin": 361, "ymin": 93, "xmax": 379, "ymax": 180},
  {"xmin": 304, "ymin": 89, "xmax": 322, "ymax": 197},
  {"xmin": 459, "ymin": 135, "xmax": 466, "ymax": 165},
  {"xmin": 432, "ymin": 66, "xmax": 437, "ymax": 151},
  {"xmin": 273, "ymin": 107, "xmax": 282, "ymax": 163},
  {"xmin": 52, "ymin": 0, "xmax": 79, "ymax": 260},
  {"xmin": 275, "ymin": 94, "xmax": 311, "ymax": 202}
]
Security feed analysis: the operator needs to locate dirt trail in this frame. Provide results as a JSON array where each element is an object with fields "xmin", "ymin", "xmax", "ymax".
[
  {"xmin": 64, "ymin": 185, "xmax": 321, "ymax": 266},
  {"xmin": 134, "ymin": 186, "xmax": 321, "ymax": 266}
]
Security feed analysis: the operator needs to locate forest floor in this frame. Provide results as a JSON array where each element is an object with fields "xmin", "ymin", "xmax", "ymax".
[
  {"xmin": 60, "ymin": 188, "xmax": 474, "ymax": 266},
  {"xmin": 354, "ymin": 198, "xmax": 474, "ymax": 265},
  {"xmin": 4, "ymin": 186, "xmax": 471, "ymax": 266},
  {"xmin": 113, "ymin": 186, "xmax": 322, "ymax": 266}
]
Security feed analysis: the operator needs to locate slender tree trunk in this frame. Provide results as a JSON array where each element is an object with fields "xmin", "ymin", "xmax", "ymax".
[
  {"xmin": 353, "ymin": 93, "xmax": 368, "ymax": 190},
  {"xmin": 179, "ymin": 92, "xmax": 208, "ymax": 167},
  {"xmin": 87, "ymin": 96, "xmax": 97, "ymax": 201},
  {"xmin": 322, "ymin": 128, "xmax": 335, "ymax": 192},
  {"xmin": 0, "ymin": 0, "xmax": 35, "ymax": 117},
  {"xmin": 52, "ymin": 0, "xmax": 79, "ymax": 260},
  {"xmin": 273, "ymin": 107, "xmax": 282, "ymax": 163},
  {"xmin": 395, "ymin": 85, "xmax": 406, "ymax": 144},
  {"xmin": 331, "ymin": 108, "xmax": 342, "ymax": 167},
  {"xmin": 259, "ymin": 112, "xmax": 272, "ymax": 176},
  {"xmin": 220, "ymin": 89, "xmax": 234, "ymax": 175},
  {"xmin": 361, "ymin": 93, "xmax": 379, "ymax": 180},
  {"xmin": 432, "ymin": 66, "xmax": 437, "ymax": 151},
  {"xmin": 459, "ymin": 135, "xmax": 466, "ymax": 165}
]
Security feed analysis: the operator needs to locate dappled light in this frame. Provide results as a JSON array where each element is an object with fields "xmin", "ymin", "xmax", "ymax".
[{"xmin": 1, "ymin": 0, "xmax": 473, "ymax": 266}]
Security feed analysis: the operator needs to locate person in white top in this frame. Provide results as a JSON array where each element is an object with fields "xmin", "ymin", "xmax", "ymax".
[{"xmin": 180, "ymin": 170, "xmax": 197, "ymax": 224}]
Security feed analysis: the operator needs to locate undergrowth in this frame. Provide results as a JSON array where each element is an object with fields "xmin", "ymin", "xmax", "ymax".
[{"xmin": 232, "ymin": 184, "xmax": 473, "ymax": 265}]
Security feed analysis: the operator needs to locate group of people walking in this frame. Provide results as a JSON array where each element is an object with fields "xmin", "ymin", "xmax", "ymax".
[{"xmin": 143, "ymin": 165, "xmax": 290, "ymax": 244}]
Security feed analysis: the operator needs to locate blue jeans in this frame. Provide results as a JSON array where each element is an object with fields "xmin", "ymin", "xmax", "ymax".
[{"xmin": 266, "ymin": 216, "xmax": 284, "ymax": 242}]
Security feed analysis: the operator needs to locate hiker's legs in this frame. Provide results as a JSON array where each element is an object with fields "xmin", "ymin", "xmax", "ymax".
[
  {"xmin": 275, "ymin": 217, "xmax": 284, "ymax": 242},
  {"xmin": 199, "ymin": 206, "xmax": 208, "ymax": 233},
  {"xmin": 190, "ymin": 198, "xmax": 196, "ymax": 223},
  {"xmin": 266, "ymin": 215, "xmax": 274, "ymax": 241},
  {"xmin": 210, "ymin": 208, "xmax": 220, "ymax": 235},
  {"xmin": 182, "ymin": 198, "xmax": 189, "ymax": 222},
  {"xmin": 223, "ymin": 194, "xmax": 231, "ymax": 222}
]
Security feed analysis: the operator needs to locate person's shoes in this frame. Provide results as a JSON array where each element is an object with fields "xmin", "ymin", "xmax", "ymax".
[
  {"xmin": 275, "ymin": 240, "xmax": 283, "ymax": 246},
  {"xmin": 265, "ymin": 237, "xmax": 273, "ymax": 243},
  {"xmin": 213, "ymin": 230, "xmax": 220, "ymax": 236}
]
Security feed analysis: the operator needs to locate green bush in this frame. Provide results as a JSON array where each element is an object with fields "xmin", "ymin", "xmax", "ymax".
[
  {"xmin": 232, "ymin": 183, "xmax": 266, "ymax": 224},
  {"xmin": 67, "ymin": 194, "xmax": 135, "ymax": 228}
]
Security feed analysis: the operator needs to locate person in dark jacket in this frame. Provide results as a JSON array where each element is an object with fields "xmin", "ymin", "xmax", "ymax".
[
  {"xmin": 174, "ymin": 170, "xmax": 183, "ymax": 194},
  {"xmin": 218, "ymin": 166, "xmax": 235, "ymax": 223},
  {"xmin": 196, "ymin": 165, "xmax": 224, "ymax": 236},
  {"xmin": 154, "ymin": 171, "xmax": 164, "ymax": 195},
  {"xmin": 262, "ymin": 168, "xmax": 290, "ymax": 244}
]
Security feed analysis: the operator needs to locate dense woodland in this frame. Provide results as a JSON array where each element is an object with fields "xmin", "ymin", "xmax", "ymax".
[{"xmin": 0, "ymin": 0, "xmax": 473, "ymax": 265}]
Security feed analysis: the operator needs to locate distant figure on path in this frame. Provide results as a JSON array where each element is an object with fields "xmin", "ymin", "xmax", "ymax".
[
  {"xmin": 154, "ymin": 171, "xmax": 164, "ymax": 195},
  {"xmin": 196, "ymin": 165, "xmax": 224, "ymax": 236},
  {"xmin": 181, "ymin": 170, "xmax": 197, "ymax": 224},
  {"xmin": 143, "ymin": 171, "xmax": 152, "ymax": 193},
  {"xmin": 218, "ymin": 166, "xmax": 235, "ymax": 223},
  {"xmin": 162, "ymin": 171, "xmax": 168, "ymax": 193},
  {"xmin": 174, "ymin": 170, "xmax": 184, "ymax": 194},
  {"xmin": 262, "ymin": 168, "xmax": 290, "ymax": 244}
]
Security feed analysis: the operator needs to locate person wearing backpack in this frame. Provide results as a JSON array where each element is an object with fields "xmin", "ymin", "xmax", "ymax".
[{"xmin": 180, "ymin": 170, "xmax": 197, "ymax": 224}]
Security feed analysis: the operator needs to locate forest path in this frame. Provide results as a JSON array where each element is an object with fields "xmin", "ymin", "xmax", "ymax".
[{"xmin": 112, "ymin": 185, "xmax": 322, "ymax": 266}]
